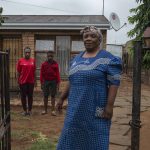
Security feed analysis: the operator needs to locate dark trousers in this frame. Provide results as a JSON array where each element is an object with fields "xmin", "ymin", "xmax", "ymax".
[{"xmin": 20, "ymin": 83, "xmax": 34, "ymax": 111}]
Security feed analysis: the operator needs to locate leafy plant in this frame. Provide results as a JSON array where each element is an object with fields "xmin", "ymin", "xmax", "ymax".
[
  {"xmin": 128, "ymin": 0, "xmax": 150, "ymax": 39},
  {"xmin": 143, "ymin": 51, "xmax": 150, "ymax": 69},
  {"xmin": 128, "ymin": 0, "xmax": 150, "ymax": 69}
]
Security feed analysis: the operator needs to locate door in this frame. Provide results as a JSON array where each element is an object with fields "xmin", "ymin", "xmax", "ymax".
[{"xmin": 56, "ymin": 36, "xmax": 70, "ymax": 79}]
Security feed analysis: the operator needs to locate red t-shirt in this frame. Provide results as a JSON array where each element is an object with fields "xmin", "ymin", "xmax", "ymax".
[
  {"xmin": 17, "ymin": 58, "xmax": 36, "ymax": 84},
  {"xmin": 40, "ymin": 61, "xmax": 60, "ymax": 84}
]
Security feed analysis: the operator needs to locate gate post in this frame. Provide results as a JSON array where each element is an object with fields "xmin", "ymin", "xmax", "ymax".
[
  {"xmin": 5, "ymin": 50, "xmax": 11, "ymax": 150},
  {"xmin": 0, "ymin": 51, "xmax": 11, "ymax": 150},
  {"xmin": 130, "ymin": 40, "xmax": 142, "ymax": 150}
]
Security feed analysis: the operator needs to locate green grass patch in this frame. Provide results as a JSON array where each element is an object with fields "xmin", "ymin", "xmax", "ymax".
[
  {"xmin": 11, "ymin": 125, "xmax": 57, "ymax": 150},
  {"xmin": 28, "ymin": 139, "xmax": 56, "ymax": 150},
  {"xmin": 27, "ymin": 132, "xmax": 56, "ymax": 150}
]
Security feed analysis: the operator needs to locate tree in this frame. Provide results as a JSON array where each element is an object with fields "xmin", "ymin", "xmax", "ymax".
[
  {"xmin": 128, "ymin": 0, "xmax": 150, "ymax": 39},
  {"xmin": 0, "ymin": 7, "xmax": 4, "ymax": 26}
]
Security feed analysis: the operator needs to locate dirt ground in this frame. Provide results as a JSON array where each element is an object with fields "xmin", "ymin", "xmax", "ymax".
[
  {"xmin": 140, "ymin": 111, "xmax": 150, "ymax": 150},
  {"xmin": 10, "ymin": 79, "xmax": 150, "ymax": 150},
  {"xmin": 11, "ymin": 105, "xmax": 65, "ymax": 150}
]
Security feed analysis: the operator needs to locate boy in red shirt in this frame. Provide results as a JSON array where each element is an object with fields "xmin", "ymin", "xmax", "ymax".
[
  {"xmin": 40, "ymin": 51, "xmax": 60, "ymax": 116},
  {"xmin": 17, "ymin": 47, "xmax": 36, "ymax": 116}
]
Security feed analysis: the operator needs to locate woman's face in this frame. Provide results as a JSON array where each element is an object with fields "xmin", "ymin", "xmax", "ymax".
[{"xmin": 83, "ymin": 31, "xmax": 100, "ymax": 52}]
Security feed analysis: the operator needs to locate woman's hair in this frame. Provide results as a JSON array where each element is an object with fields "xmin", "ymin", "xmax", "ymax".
[{"xmin": 80, "ymin": 26, "xmax": 103, "ymax": 43}]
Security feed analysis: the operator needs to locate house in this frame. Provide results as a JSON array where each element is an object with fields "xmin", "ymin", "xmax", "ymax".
[
  {"xmin": 106, "ymin": 44, "xmax": 123, "ymax": 59},
  {"xmin": 0, "ymin": 15, "xmax": 110, "ymax": 90},
  {"xmin": 143, "ymin": 27, "xmax": 150, "ymax": 48}
]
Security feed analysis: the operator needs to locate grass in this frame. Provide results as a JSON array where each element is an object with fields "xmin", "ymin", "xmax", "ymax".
[
  {"xmin": 12, "ymin": 129, "xmax": 57, "ymax": 150},
  {"xmin": 28, "ymin": 139, "xmax": 56, "ymax": 150},
  {"xmin": 27, "ymin": 132, "xmax": 56, "ymax": 150},
  {"xmin": 10, "ymin": 108, "xmax": 58, "ymax": 150}
]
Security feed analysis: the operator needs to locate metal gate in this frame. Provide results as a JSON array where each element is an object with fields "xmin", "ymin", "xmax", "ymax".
[
  {"xmin": 2, "ymin": 37, "xmax": 22, "ymax": 91},
  {"xmin": 0, "ymin": 51, "xmax": 11, "ymax": 150}
]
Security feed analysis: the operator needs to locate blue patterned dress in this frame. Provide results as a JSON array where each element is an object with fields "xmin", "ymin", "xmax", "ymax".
[{"xmin": 57, "ymin": 50, "xmax": 122, "ymax": 150}]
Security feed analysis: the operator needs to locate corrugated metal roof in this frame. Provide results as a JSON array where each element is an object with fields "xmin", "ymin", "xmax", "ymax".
[{"xmin": 1, "ymin": 15, "xmax": 110, "ymax": 30}]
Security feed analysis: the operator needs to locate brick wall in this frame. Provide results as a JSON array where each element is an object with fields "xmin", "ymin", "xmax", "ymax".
[{"xmin": 22, "ymin": 32, "xmax": 35, "ymax": 58}]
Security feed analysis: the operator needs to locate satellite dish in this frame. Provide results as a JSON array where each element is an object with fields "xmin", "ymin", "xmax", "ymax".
[{"xmin": 109, "ymin": 12, "xmax": 121, "ymax": 31}]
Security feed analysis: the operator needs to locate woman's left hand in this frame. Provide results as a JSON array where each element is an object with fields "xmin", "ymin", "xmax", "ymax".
[{"xmin": 101, "ymin": 104, "xmax": 113, "ymax": 119}]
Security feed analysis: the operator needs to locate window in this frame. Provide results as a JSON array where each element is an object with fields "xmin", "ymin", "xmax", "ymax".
[
  {"xmin": 36, "ymin": 39, "xmax": 55, "ymax": 51},
  {"xmin": 71, "ymin": 41, "xmax": 85, "ymax": 52},
  {"xmin": 71, "ymin": 36, "xmax": 84, "ymax": 52}
]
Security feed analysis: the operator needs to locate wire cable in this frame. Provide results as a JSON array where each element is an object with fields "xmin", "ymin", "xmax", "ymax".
[{"xmin": 0, "ymin": 0, "xmax": 78, "ymax": 14}]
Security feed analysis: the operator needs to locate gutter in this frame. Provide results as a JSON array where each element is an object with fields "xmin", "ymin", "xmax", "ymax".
[{"xmin": 0, "ymin": 23, "xmax": 110, "ymax": 30}]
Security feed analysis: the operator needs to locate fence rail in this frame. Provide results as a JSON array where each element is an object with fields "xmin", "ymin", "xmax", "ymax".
[{"xmin": 0, "ymin": 51, "xmax": 11, "ymax": 150}]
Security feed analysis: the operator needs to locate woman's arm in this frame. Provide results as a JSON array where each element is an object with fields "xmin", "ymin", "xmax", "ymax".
[
  {"xmin": 102, "ymin": 85, "xmax": 118, "ymax": 119},
  {"xmin": 56, "ymin": 81, "xmax": 70, "ymax": 111}
]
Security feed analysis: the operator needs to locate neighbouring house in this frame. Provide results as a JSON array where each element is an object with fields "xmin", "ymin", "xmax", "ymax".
[
  {"xmin": 143, "ymin": 27, "xmax": 150, "ymax": 48},
  {"xmin": 106, "ymin": 44, "xmax": 128, "ymax": 73},
  {"xmin": 0, "ymin": 15, "xmax": 110, "ymax": 90},
  {"xmin": 124, "ymin": 29, "xmax": 150, "ymax": 85},
  {"xmin": 143, "ymin": 27, "xmax": 150, "ymax": 85},
  {"xmin": 106, "ymin": 44, "xmax": 123, "ymax": 59}
]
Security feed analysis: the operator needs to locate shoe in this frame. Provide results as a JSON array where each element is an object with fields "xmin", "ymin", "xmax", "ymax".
[
  {"xmin": 41, "ymin": 111, "xmax": 47, "ymax": 115},
  {"xmin": 21, "ymin": 112, "xmax": 28, "ymax": 116},
  {"xmin": 51, "ymin": 111, "xmax": 56, "ymax": 116},
  {"xmin": 27, "ymin": 111, "xmax": 32, "ymax": 116}
]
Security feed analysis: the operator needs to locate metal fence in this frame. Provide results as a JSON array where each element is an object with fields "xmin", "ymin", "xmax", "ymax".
[{"xmin": 0, "ymin": 51, "xmax": 11, "ymax": 150}]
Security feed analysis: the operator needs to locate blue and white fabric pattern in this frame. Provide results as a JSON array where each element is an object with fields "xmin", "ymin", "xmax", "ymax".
[{"xmin": 57, "ymin": 50, "xmax": 122, "ymax": 150}]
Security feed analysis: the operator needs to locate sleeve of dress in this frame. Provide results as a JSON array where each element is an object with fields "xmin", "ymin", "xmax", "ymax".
[{"xmin": 107, "ymin": 57, "xmax": 122, "ymax": 86}]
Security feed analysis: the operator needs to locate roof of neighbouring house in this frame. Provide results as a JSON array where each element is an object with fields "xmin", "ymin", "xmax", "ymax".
[{"xmin": 0, "ymin": 15, "xmax": 110, "ymax": 30}]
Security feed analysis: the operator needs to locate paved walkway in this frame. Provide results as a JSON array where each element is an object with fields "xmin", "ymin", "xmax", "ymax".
[{"xmin": 109, "ymin": 75, "xmax": 150, "ymax": 150}]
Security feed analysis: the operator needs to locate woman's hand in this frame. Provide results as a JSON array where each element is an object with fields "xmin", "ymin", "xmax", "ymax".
[{"xmin": 101, "ymin": 104, "xmax": 113, "ymax": 119}]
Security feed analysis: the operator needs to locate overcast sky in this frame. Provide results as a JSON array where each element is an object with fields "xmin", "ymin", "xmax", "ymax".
[{"xmin": 0, "ymin": 0, "xmax": 138, "ymax": 45}]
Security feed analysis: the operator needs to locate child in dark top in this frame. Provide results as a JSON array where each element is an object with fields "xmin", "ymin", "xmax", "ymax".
[{"xmin": 40, "ymin": 51, "xmax": 60, "ymax": 116}]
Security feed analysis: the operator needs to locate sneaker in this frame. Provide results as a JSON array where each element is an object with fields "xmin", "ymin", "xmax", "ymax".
[
  {"xmin": 41, "ymin": 111, "xmax": 47, "ymax": 115},
  {"xmin": 51, "ymin": 111, "xmax": 56, "ymax": 116},
  {"xmin": 21, "ymin": 112, "xmax": 28, "ymax": 116},
  {"xmin": 27, "ymin": 111, "xmax": 32, "ymax": 116}
]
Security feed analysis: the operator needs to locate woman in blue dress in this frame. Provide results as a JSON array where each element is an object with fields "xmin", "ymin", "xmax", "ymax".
[{"xmin": 56, "ymin": 26, "xmax": 122, "ymax": 150}]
